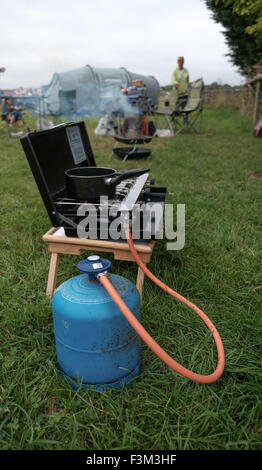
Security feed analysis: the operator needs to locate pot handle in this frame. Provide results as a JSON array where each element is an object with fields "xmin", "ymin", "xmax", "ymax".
[{"xmin": 105, "ymin": 168, "xmax": 150, "ymax": 186}]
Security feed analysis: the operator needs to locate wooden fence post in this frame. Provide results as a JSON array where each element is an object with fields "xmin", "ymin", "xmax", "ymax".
[{"xmin": 253, "ymin": 80, "xmax": 260, "ymax": 125}]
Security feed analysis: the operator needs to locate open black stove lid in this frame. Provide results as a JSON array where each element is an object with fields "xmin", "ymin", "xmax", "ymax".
[
  {"xmin": 21, "ymin": 121, "xmax": 96, "ymax": 196},
  {"xmin": 20, "ymin": 121, "xmax": 96, "ymax": 226}
]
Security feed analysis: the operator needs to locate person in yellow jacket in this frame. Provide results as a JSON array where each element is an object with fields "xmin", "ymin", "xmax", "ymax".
[{"xmin": 171, "ymin": 56, "xmax": 189, "ymax": 109}]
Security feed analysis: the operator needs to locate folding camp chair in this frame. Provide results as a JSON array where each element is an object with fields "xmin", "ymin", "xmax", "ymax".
[
  {"xmin": 158, "ymin": 78, "xmax": 204, "ymax": 136},
  {"xmin": 171, "ymin": 78, "xmax": 204, "ymax": 135}
]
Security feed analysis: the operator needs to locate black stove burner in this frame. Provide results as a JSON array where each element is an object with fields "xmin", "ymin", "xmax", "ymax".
[{"xmin": 20, "ymin": 121, "xmax": 167, "ymax": 241}]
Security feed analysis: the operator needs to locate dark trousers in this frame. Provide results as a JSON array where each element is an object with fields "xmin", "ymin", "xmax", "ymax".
[{"xmin": 175, "ymin": 95, "xmax": 188, "ymax": 110}]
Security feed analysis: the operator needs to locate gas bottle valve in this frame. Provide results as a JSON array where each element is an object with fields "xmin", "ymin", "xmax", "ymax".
[{"xmin": 77, "ymin": 255, "xmax": 111, "ymax": 281}]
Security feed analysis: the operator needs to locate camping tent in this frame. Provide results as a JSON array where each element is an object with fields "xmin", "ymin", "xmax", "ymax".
[{"xmin": 42, "ymin": 65, "xmax": 160, "ymax": 116}]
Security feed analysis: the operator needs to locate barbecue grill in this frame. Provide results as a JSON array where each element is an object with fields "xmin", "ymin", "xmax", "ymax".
[
  {"xmin": 112, "ymin": 80, "xmax": 156, "ymax": 161},
  {"xmin": 20, "ymin": 121, "xmax": 167, "ymax": 241}
]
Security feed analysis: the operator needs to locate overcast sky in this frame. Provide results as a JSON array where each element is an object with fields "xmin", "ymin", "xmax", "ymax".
[{"xmin": 0, "ymin": 0, "xmax": 244, "ymax": 89}]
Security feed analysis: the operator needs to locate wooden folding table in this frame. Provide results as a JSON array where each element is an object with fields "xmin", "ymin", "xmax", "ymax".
[{"xmin": 42, "ymin": 227, "xmax": 155, "ymax": 297}]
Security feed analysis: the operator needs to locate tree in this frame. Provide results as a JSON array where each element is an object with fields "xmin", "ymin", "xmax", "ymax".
[
  {"xmin": 204, "ymin": 0, "xmax": 262, "ymax": 74},
  {"xmin": 216, "ymin": 0, "xmax": 262, "ymax": 35}
]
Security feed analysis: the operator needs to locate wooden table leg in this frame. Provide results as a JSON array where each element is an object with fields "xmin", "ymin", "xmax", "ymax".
[
  {"xmin": 46, "ymin": 252, "xmax": 60, "ymax": 298},
  {"xmin": 136, "ymin": 266, "xmax": 145, "ymax": 297}
]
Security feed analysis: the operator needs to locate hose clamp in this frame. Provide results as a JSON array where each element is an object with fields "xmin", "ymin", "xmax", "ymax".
[{"xmin": 97, "ymin": 271, "xmax": 107, "ymax": 280}]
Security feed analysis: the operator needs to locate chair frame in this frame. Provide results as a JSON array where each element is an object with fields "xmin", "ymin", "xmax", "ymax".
[{"xmin": 171, "ymin": 105, "xmax": 203, "ymax": 136}]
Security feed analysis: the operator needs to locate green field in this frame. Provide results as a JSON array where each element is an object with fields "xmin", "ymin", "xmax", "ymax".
[{"xmin": 0, "ymin": 107, "xmax": 262, "ymax": 450}]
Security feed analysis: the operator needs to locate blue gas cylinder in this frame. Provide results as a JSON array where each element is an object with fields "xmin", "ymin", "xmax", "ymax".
[{"xmin": 51, "ymin": 255, "xmax": 140, "ymax": 390}]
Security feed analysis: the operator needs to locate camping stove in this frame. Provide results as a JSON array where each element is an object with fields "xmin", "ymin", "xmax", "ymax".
[{"xmin": 20, "ymin": 121, "xmax": 167, "ymax": 241}]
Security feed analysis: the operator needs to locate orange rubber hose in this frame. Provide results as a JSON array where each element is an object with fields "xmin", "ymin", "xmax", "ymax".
[{"xmin": 98, "ymin": 228, "xmax": 225, "ymax": 384}]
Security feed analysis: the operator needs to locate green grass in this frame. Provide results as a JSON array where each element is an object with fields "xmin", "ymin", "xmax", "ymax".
[{"xmin": 0, "ymin": 107, "xmax": 262, "ymax": 450}]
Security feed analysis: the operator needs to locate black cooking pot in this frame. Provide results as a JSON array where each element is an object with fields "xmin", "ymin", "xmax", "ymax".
[{"xmin": 65, "ymin": 166, "xmax": 150, "ymax": 201}]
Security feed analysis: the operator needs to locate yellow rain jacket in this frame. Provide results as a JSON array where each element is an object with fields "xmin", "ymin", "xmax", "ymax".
[{"xmin": 171, "ymin": 67, "xmax": 189, "ymax": 97}]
